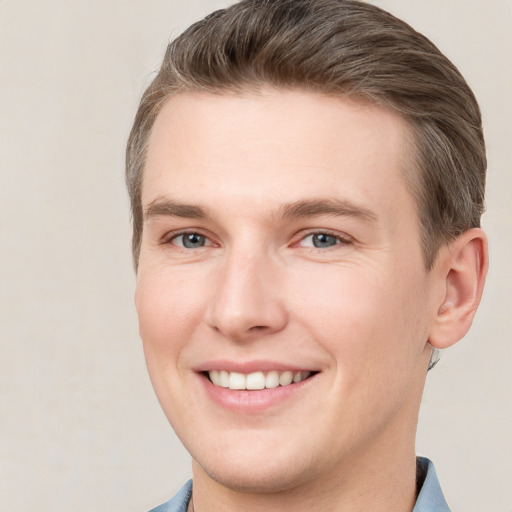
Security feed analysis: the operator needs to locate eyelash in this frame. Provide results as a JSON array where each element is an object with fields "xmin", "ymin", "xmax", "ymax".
[
  {"xmin": 164, "ymin": 230, "xmax": 352, "ymax": 250},
  {"xmin": 297, "ymin": 231, "xmax": 352, "ymax": 249},
  {"xmin": 165, "ymin": 231, "xmax": 214, "ymax": 249}
]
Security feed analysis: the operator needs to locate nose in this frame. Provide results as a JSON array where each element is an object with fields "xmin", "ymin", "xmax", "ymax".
[{"xmin": 206, "ymin": 250, "xmax": 288, "ymax": 341}]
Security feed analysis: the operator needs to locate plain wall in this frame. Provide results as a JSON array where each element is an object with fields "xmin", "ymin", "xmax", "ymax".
[{"xmin": 0, "ymin": 1, "xmax": 510, "ymax": 510}]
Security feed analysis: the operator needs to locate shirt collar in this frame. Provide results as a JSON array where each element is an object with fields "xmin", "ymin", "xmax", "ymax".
[{"xmin": 413, "ymin": 457, "xmax": 451, "ymax": 512}]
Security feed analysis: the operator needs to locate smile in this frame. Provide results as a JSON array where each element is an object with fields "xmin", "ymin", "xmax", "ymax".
[{"xmin": 207, "ymin": 370, "xmax": 313, "ymax": 390}]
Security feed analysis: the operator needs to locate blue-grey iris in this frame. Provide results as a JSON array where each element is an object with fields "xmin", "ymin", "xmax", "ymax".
[
  {"xmin": 182, "ymin": 233, "xmax": 206, "ymax": 248},
  {"xmin": 312, "ymin": 233, "xmax": 338, "ymax": 248}
]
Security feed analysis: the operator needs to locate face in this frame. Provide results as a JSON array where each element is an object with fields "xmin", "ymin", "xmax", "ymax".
[{"xmin": 136, "ymin": 90, "xmax": 437, "ymax": 493}]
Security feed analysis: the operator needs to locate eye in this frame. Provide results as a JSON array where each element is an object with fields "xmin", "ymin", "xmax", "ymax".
[
  {"xmin": 299, "ymin": 232, "xmax": 348, "ymax": 248},
  {"xmin": 171, "ymin": 232, "xmax": 210, "ymax": 249}
]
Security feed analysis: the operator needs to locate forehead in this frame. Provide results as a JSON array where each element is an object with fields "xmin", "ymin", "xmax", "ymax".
[{"xmin": 143, "ymin": 89, "xmax": 416, "ymax": 223}]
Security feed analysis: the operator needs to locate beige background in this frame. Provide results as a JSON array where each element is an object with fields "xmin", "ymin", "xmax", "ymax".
[{"xmin": 0, "ymin": 1, "xmax": 510, "ymax": 511}]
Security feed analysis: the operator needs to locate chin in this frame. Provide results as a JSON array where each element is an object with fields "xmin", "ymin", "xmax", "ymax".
[
  {"xmin": 190, "ymin": 440, "xmax": 317, "ymax": 494},
  {"xmin": 200, "ymin": 460, "xmax": 311, "ymax": 494}
]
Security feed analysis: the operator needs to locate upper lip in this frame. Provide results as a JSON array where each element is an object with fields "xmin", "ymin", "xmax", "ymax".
[{"xmin": 195, "ymin": 359, "xmax": 317, "ymax": 374}]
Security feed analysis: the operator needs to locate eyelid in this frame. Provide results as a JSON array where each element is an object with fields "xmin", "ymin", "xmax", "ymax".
[
  {"xmin": 294, "ymin": 229, "xmax": 353, "ymax": 248},
  {"xmin": 162, "ymin": 229, "xmax": 217, "ymax": 247},
  {"xmin": 159, "ymin": 228, "xmax": 352, "ymax": 249}
]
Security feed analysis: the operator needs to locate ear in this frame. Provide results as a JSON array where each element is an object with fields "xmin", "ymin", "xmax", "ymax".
[{"xmin": 428, "ymin": 228, "xmax": 488, "ymax": 349}]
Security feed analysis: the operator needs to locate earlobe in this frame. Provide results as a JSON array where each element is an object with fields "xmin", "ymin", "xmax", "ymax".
[{"xmin": 429, "ymin": 228, "xmax": 488, "ymax": 349}]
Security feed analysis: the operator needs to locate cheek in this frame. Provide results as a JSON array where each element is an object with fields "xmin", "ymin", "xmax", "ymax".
[
  {"xmin": 290, "ymin": 262, "xmax": 429, "ymax": 375},
  {"xmin": 134, "ymin": 270, "xmax": 210, "ymax": 427},
  {"xmin": 135, "ymin": 269, "xmax": 206, "ymax": 370}
]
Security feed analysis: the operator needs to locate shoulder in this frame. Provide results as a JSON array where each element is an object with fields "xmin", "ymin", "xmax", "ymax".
[
  {"xmin": 413, "ymin": 457, "xmax": 451, "ymax": 512},
  {"xmin": 148, "ymin": 480, "xmax": 192, "ymax": 512}
]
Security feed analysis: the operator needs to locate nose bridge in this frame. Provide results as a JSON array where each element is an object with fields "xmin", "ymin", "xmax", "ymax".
[{"xmin": 207, "ymin": 244, "xmax": 287, "ymax": 340}]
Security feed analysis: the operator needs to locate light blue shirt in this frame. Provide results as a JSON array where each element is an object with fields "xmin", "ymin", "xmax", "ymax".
[
  {"xmin": 148, "ymin": 457, "xmax": 450, "ymax": 512},
  {"xmin": 413, "ymin": 457, "xmax": 451, "ymax": 512}
]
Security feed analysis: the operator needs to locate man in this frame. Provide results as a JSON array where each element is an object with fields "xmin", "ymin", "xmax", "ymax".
[{"xmin": 126, "ymin": 1, "xmax": 488, "ymax": 510}]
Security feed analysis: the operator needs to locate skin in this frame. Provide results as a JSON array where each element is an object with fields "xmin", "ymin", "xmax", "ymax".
[{"xmin": 135, "ymin": 90, "xmax": 487, "ymax": 512}]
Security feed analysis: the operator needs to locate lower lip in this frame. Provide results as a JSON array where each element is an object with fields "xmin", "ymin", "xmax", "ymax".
[{"xmin": 199, "ymin": 373, "xmax": 316, "ymax": 413}]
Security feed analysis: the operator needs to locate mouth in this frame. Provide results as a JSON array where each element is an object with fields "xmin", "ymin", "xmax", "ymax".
[{"xmin": 205, "ymin": 370, "xmax": 316, "ymax": 390}]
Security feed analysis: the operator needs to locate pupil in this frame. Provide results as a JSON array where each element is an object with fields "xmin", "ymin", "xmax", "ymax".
[
  {"xmin": 183, "ymin": 233, "xmax": 205, "ymax": 248},
  {"xmin": 313, "ymin": 233, "xmax": 337, "ymax": 248}
]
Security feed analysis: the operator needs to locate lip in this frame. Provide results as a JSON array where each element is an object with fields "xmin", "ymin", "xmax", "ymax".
[
  {"xmin": 195, "ymin": 359, "xmax": 313, "ymax": 373},
  {"xmin": 196, "ymin": 362, "xmax": 318, "ymax": 414}
]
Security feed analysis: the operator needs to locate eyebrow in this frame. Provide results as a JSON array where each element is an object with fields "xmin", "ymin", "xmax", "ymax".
[
  {"xmin": 278, "ymin": 199, "xmax": 378, "ymax": 222},
  {"xmin": 144, "ymin": 198, "xmax": 208, "ymax": 221},
  {"xmin": 143, "ymin": 198, "xmax": 377, "ymax": 223}
]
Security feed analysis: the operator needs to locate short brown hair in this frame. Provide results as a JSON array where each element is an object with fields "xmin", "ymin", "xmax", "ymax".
[{"xmin": 126, "ymin": 0, "xmax": 486, "ymax": 270}]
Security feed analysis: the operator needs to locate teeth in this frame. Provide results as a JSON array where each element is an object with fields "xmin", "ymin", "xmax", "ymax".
[
  {"xmin": 228, "ymin": 372, "xmax": 246, "ymax": 390},
  {"xmin": 246, "ymin": 372, "xmax": 265, "ymax": 390},
  {"xmin": 279, "ymin": 371, "xmax": 293, "ymax": 386},
  {"xmin": 219, "ymin": 370, "xmax": 229, "ymax": 388},
  {"xmin": 265, "ymin": 370, "xmax": 279, "ymax": 389},
  {"xmin": 294, "ymin": 371, "xmax": 311, "ymax": 383},
  {"xmin": 209, "ymin": 370, "xmax": 220, "ymax": 386},
  {"xmin": 208, "ymin": 369, "xmax": 312, "ymax": 390}
]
